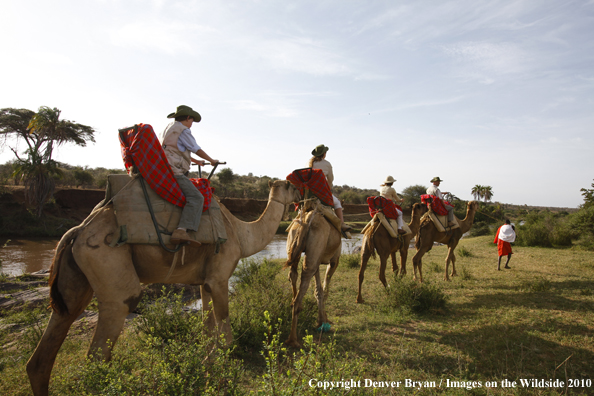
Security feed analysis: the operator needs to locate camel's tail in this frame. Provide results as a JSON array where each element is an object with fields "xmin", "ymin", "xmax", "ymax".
[
  {"xmin": 363, "ymin": 221, "xmax": 377, "ymax": 260},
  {"xmin": 48, "ymin": 225, "xmax": 85, "ymax": 315},
  {"xmin": 283, "ymin": 214, "xmax": 311, "ymax": 270}
]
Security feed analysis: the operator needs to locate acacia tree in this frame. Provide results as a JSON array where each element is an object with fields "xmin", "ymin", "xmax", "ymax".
[
  {"xmin": 0, "ymin": 107, "xmax": 95, "ymax": 217},
  {"xmin": 401, "ymin": 184, "xmax": 428, "ymax": 207}
]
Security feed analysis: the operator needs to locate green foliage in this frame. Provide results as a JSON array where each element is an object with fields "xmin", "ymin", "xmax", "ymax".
[
  {"xmin": 457, "ymin": 245, "xmax": 473, "ymax": 257},
  {"xmin": 229, "ymin": 258, "xmax": 317, "ymax": 355},
  {"xmin": 565, "ymin": 205, "xmax": 594, "ymax": 250},
  {"xmin": 580, "ymin": 179, "xmax": 594, "ymax": 209},
  {"xmin": 520, "ymin": 277, "xmax": 552, "ymax": 293},
  {"xmin": 468, "ymin": 221, "xmax": 491, "ymax": 237},
  {"xmin": 400, "ymin": 184, "xmax": 427, "ymax": 208},
  {"xmin": 217, "ymin": 167, "xmax": 236, "ymax": 184},
  {"xmin": 516, "ymin": 211, "xmax": 573, "ymax": 248},
  {"xmin": 59, "ymin": 292, "xmax": 242, "ymax": 395},
  {"xmin": 73, "ymin": 167, "xmax": 94, "ymax": 188},
  {"xmin": 256, "ymin": 311, "xmax": 367, "ymax": 395},
  {"xmin": 340, "ymin": 253, "xmax": 360, "ymax": 269},
  {"xmin": 14, "ymin": 305, "xmax": 51, "ymax": 354},
  {"xmin": 334, "ymin": 184, "xmax": 379, "ymax": 205},
  {"xmin": 382, "ymin": 276, "xmax": 447, "ymax": 314}
]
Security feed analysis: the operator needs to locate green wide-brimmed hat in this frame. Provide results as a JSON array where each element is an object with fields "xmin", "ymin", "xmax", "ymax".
[
  {"xmin": 311, "ymin": 144, "xmax": 329, "ymax": 157},
  {"xmin": 430, "ymin": 176, "xmax": 443, "ymax": 183},
  {"xmin": 167, "ymin": 105, "xmax": 202, "ymax": 122}
]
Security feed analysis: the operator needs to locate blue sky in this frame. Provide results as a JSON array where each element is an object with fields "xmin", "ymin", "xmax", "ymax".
[{"xmin": 1, "ymin": 0, "xmax": 593, "ymax": 208}]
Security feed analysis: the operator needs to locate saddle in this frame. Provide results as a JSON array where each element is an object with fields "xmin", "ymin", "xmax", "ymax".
[
  {"xmin": 104, "ymin": 174, "xmax": 228, "ymax": 248},
  {"xmin": 421, "ymin": 212, "xmax": 459, "ymax": 233},
  {"xmin": 286, "ymin": 198, "xmax": 351, "ymax": 239},
  {"xmin": 360, "ymin": 213, "xmax": 412, "ymax": 238}
]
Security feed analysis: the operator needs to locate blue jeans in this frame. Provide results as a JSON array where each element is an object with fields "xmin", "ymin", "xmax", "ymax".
[{"xmin": 174, "ymin": 175, "xmax": 204, "ymax": 231}]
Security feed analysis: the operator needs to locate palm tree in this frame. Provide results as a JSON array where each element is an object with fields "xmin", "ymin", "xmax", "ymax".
[
  {"xmin": 483, "ymin": 186, "xmax": 493, "ymax": 202},
  {"xmin": 1, "ymin": 106, "xmax": 95, "ymax": 216},
  {"xmin": 471, "ymin": 184, "xmax": 483, "ymax": 201}
]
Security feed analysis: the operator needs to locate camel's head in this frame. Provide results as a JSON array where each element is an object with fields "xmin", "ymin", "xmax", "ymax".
[
  {"xmin": 467, "ymin": 200, "xmax": 479, "ymax": 212},
  {"xmin": 268, "ymin": 179, "xmax": 301, "ymax": 205},
  {"xmin": 412, "ymin": 202, "xmax": 429, "ymax": 216}
]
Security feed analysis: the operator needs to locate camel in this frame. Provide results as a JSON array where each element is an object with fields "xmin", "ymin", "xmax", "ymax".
[
  {"xmin": 26, "ymin": 179, "xmax": 300, "ymax": 396},
  {"xmin": 412, "ymin": 200, "xmax": 479, "ymax": 282},
  {"xmin": 356, "ymin": 202, "xmax": 428, "ymax": 303},
  {"xmin": 284, "ymin": 202, "xmax": 341, "ymax": 348}
]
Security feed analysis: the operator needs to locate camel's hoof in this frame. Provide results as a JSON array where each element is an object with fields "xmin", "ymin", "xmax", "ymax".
[{"xmin": 356, "ymin": 298, "xmax": 364, "ymax": 304}]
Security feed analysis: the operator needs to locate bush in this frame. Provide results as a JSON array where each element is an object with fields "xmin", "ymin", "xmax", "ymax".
[
  {"xmin": 468, "ymin": 221, "xmax": 491, "ymax": 237},
  {"xmin": 382, "ymin": 276, "xmax": 447, "ymax": 314},
  {"xmin": 59, "ymin": 291, "xmax": 242, "ymax": 395},
  {"xmin": 340, "ymin": 253, "xmax": 360, "ymax": 269},
  {"xmin": 457, "ymin": 245, "xmax": 473, "ymax": 257},
  {"xmin": 520, "ymin": 277, "xmax": 552, "ymax": 293},
  {"xmin": 229, "ymin": 258, "xmax": 317, "ymax": 355}
]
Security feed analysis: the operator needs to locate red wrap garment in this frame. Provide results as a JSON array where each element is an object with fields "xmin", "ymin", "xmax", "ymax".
[{"xmin": 494, "ymin": 226, "xmax": 513, "ymax": 256}]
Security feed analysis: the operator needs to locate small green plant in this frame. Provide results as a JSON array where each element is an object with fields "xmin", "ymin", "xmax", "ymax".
[
  {"xmin": 11, "ymin": 304, "xmax": 51, "ymax": 354},
  {"xmin": 520, "ymin": 277, "xmax": 552, "ymax": 293},
  {"xmin": 428, "ymin": 261, "xmax": 441, "ymax": 273},
  {"xmin": 383, "ymin": 276, "xmax": 447, "ymax": 314},
  {"xmin": 580, "ymin": 289, "xmax": 593, "ymax": 296},
  {"xmin": 340, "ymin": 253, "xmax": 360, "ymax": 269},
  {"xmin": 460, "ymin": 265, "xmax": 473, "ymax": 280},
  {"xmin": 457, "ymin": 245, "xmax": 474, "ymax": 257}
]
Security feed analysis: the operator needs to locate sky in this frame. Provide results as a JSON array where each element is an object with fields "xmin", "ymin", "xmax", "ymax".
[{"xmin": 1, "ymin": 0, "xmax": 593, "ymax": 208}]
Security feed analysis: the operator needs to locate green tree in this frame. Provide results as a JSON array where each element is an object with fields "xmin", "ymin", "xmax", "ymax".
[
  {"xmin": 483, "ymin": 186, "xmax": 493, "ymax": 202},
  {"xmin": 217, "ymin": 167, "xmax": 236, "ymax": 184},
  {"xmin": 401, "ymin": 184, "xmax": 428, "ymax": 208},
  {"xmin": 580, "ymin": 179, "xmax": 594, "ymax": 209},
  {"xmin": 73, "ymin": 167, "xmax": 94, "ymax": 188},
  {"xmin": 471, "ymin": 184, "xmax": 483, "ymax": 201},
  {"xmin": 0, "ymin": 107, "xmax": 95, "ymax": 216}
]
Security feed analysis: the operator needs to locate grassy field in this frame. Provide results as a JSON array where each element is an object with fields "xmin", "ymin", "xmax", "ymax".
[{"xmin": 1, "ymin": 235, "xmax": 593, "ymax": 395}]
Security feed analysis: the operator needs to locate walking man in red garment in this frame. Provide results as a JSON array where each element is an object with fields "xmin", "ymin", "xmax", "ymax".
[{"xmin": 494, "ymin": 219, "xmax": 516, "ymax": 270}]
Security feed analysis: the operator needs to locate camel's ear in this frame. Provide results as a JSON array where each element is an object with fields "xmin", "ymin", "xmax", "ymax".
[{"xmin": 268, "ymin": 180, "xmax": 273, "ymax": 188}]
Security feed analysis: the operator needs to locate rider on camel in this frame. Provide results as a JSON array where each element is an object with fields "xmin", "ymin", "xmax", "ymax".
[
  {"xmin": 159, "ymin": 105, "xmax": 219, "ymax": 246},
  {"xmin": 426, "ymin": 176, "xmax": 455, "ymax": 227},
  {"xmin": 379, "ymin": 176, "xmax": 407, "ymax": 235}
]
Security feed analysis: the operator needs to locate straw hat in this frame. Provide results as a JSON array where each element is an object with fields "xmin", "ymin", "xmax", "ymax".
[{"xmin": 383, "ymin": 176, "xmax": 396, "ymax": 184}]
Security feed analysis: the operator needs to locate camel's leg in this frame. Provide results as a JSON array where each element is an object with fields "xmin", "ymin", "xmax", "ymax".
[
  {"xmin": 200, "ymin": 285, "xmax": 215, "ymax": 332},
  {"xmin": 412, "ymin": 247, "xmax": 430, "ymax": 283},
  {"xmin": 27, "ymin": 246, "xmax": 94, "ymax": 396},
  {"xmin": 390, "ymin": 251, "xmax": 399, "ymax": 273},
  {"xmin": 312, "ymin": 268, "xmax": 327, "ymax": 327},
  {"xmin": 322, "ymin": 253, "xmax": 340, "ymax": 301},
  {"xmin": 378, "ymin": 253, "xmax": 389, "ymax": 288},
  {"xmin": 398, "ymin": 244, "xmax": 409, "ymax": 277},
  {"xmin": 357, "ymin": 245, "xmax": 372, "ymax": 304},
  {"xmin": 286, "ymin": 257, "xmax": 318, "ymax": 348},
  {"xmin": 206, "ymin": 279, "xmax": 232, "ymax": 345},
  {"xmin": 444, "ymin": 247, "xmax": 457, "ymax": 281}
]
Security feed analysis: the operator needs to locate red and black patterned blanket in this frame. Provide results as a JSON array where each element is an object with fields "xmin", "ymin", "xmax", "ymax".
[
  {"xmin": 367, "ymin": 196, "xmax": 401, "ymax": 220},
  {"xmin": 119, "ymin": 123, "xmax": 212, "ymax": 212},
  {"xmin": 286, "ymin": 168, "xmax": 334, "ymax": 207},
  {"xmin": 420, "ymin": 194, "xmax": 453, "ymax": 216}
]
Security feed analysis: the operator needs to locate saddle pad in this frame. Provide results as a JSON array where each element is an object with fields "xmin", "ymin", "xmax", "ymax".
[
  {"xmin": 423, "ymin": 212, "xmax": 459, "ymax": 233},
  {"xmin": 106, "ymin": 174, "xmax": 227, "ymax": 245},
  {"xmin": 286, "ymin": 168, "xmax": 334, "ymax": 207},
  {"xmin": 367, "ymin": 196, "xmax": 401, "ymax": 220},
  {"xmin": 420, "ymin": 194, "xmax": 453, "ymax": 216}
]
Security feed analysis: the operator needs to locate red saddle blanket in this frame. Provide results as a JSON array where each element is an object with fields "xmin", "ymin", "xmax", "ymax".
[
  {"xmin": 367, "ymin": 196, "xmax": 401, "ymax": 220},
  {"xmin": 119, "ymin": 123, "xmax": 212, "ymax": 211},
  {"xmin": 420, "ymin": 194, "xmax": 453, "ymax": 216},
  {"xmin": 286, "ymin": 168, "xmax": 334, "ymax": 207}
]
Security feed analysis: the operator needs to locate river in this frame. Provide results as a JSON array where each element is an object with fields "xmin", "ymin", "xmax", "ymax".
[{"xmin": 0, "ymin": 234, "xmax": 364, "ymax": 277}]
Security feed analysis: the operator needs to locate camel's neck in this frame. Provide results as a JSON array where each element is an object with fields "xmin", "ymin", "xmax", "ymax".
[
  {"xmin": 228, "ymin": 199, "xmax": 286, "ymax": 258},
  {"xmin": 408, "ymin": 207, "xmax": 424, "ymax": 234},
  {"xmin": 458, "ymin": 207, "xmax": 477, "ymax": 233}
]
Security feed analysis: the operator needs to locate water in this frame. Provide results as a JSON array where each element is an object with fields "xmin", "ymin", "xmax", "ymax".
[{"xmin": 0, "ymin": 234, "xmax": 365, "ymax": 277}]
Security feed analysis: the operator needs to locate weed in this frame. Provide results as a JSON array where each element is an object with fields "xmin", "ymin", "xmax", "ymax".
[
  {"xmin": 229, "ymin": 258, "xmax": 317, "ymax": 355},
  {"xmin": 428, "ymin": 261, "xmax": 441, "ymax": 273},
  {"xmin": 382, "ymin": 275, "xmax": 447, "ymax": 314},
  {"xmin": 460, "ymin": 265, "xmax": 473, "ymax": 280},
  {"xmin": 520, "ymin": 277, "xmax": 552, "ymax": 293},
  {"xmin": 580, "ymin": 289, "xmax": 593, "ymax": 296},
  {"xmin": 340, "ymin": 253, "xmax": 360, "ymax": 269},
  {"xmin": 457, "ymin": 245, "xmax": 473, "ymax": 257}
]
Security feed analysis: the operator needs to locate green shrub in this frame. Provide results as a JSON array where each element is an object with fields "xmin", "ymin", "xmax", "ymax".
[
  {"xmin": 229, "ymin": 258, "xmax": 317, "ymax": 355},
  {"xmin": 383, "ymin": 276, "xmax": 447, "ymax": 314},
  {"xmin": 59, "ymin": 292, "xmax": 242, "ymax": 395},
  {"xmin": 428, "ymin": 261, "xmax": 441, "ymax": 273},
  {"xmin": 457, "ymin": 245, "xmax": 473, "ymax": 257},
  {"xmin": 520, "ymin": 277, "xmax": 552, "ymax": 293},
  {"xmin": 340, "ymin": 253, "xmax": 360, "ymax": 269},
  {"xmin": 255, "ymin": 311, "xmax": 367, "ymax": 395},
  {"xmin": 468, "ymin": 221, "xmax": 491, "ymax": 237}
]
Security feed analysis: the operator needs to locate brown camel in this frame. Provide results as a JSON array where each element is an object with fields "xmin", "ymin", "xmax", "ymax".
[
  {"xmin": 356, "ymin": 202, "xmax": 428, "ymax": 303},
  {"xmin": 284, "ymin": 203, "xmax": 341, "ymax": 348},
  {"xmin": 412, "ymin": 200, "xmax": 479, "ymax": 282},
  {"xmin": 26, "ymin": 180, "xmax": 300, "ymax": 396}
]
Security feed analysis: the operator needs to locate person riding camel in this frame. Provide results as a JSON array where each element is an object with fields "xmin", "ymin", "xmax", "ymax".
[
  {"xmin": 309, "ymin": 144, "xmax": 352, "ymax": 232},
  {"xmin": 159, "ymin": 105, "xmax": 219, "ymax": 246},
  {"xmin": 426, "ymin": 176, "xmax": 455, "ymax": 227},
  {"xmin": 379, "ymin": 176, "xmax": 407, "ymax": 235}
]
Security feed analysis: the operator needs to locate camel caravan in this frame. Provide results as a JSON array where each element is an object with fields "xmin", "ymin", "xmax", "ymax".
[{"xmin": 26, "ymin": 106, "xmax": 478, "ymax": 395}]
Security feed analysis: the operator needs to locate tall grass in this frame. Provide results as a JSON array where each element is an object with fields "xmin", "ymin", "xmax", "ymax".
[{"xmin": 382, "ymin": 275, "xmax": 448, "ymax": 315}]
